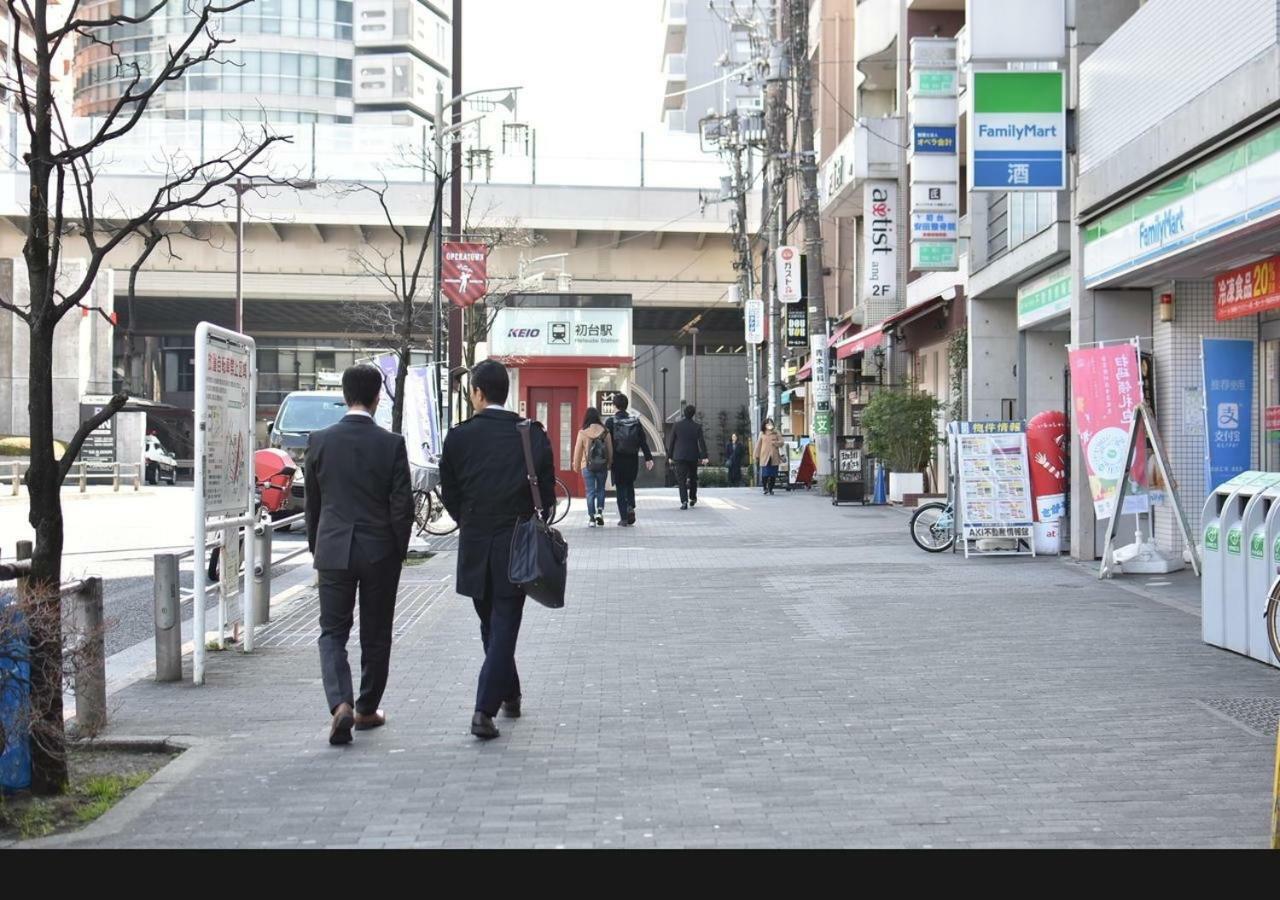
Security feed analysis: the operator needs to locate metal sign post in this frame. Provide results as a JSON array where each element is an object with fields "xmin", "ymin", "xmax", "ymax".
[{"xmin": 193, "ymin": 322, "xmax": 257, "ymax": 685}]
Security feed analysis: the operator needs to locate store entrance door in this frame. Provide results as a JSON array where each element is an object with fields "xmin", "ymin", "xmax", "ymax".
[{"xmin": 529, "ymin": 386, "xmax": 582, "ymax": 496}]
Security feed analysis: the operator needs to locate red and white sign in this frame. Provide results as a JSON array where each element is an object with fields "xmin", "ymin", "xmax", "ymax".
[
  {"xmin": 1215, "ymin": 255, "xmax": 1280, "ymax": 320},
  {"xmin": 442, "ymin": 241, "xmax": 489, "ymax": 308},
  {"xmin": 776, "ymin": 245, "xmax": 801, "ymax": 304}
]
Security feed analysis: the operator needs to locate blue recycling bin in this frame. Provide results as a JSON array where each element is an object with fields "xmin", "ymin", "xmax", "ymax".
[
  {"xmin": 872, "ymin": 460, "xmax": 888, "ymax": 505},
  {"xmin": 0, "ymin": 593, "xmax": 31, "ymax": 793}
]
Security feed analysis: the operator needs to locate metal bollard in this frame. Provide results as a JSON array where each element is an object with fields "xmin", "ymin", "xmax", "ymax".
[
  {"xmin": 252, "ymin": 524, "xmax": 272, "ymax": 626},
  {"xmin": 133, "ymin": 465, "xmax": 140, "ymax": 492},
  {"xmin": 10, "ymin": 462, "xmax": 18, "ymax": 496},
  {"xmin": 153, "ymin": 553, "xmax": 182, "ymax": 682},
  {"xmin": 72, "ymin": 577, "xmax": 106, "ymax": 733},
  {"xmin": 79, "ymin": 462, "xmax": 87, "ymax": 492},
  {"xmin": 112, "ymin": 463, "xmax": 120, "ymax": 492}
]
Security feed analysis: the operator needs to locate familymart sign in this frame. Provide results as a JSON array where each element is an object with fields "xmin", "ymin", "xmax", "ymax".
[
  {"xmin": 1017, "ymin": 264, "xmax": 1071, "ymax": 329},
  {"xmin": 971, "ymin": 71, "xmax": 1066, "ymax": 191}
]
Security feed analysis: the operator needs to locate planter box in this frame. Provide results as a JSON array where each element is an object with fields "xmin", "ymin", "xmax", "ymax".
[{"xmin": 889, "ymin": 472, "xmax": 924, "ymax": 504}]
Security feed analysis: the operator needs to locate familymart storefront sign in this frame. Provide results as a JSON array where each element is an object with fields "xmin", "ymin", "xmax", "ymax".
[
  {"xmin": 1083, "ymin": 122, "xmax": 1280, "ymax": 287},
  {"xmin": 1017, "ymin": 264, "xmax": 1071, "ymax": 329}
]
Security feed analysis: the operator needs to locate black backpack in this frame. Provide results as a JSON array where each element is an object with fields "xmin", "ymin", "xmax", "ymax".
[
  {"xmin": 611, "ymin": 415, "xmax": 642, "ymax": 455},
  {"xmin": 587, "ymin": 430, "xmax": 609, "ymax": 472}
]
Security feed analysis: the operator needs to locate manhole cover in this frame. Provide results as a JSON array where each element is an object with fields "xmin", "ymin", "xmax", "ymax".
[{"xmin": 1199, "ymin": 697, "xmax": 1280, "ymax": 736}]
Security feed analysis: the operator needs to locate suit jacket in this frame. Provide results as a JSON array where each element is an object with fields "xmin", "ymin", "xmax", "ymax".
[
  {"xmin": 666, "ymin": 418, "xmax": 708, "ymax": 463},
  {"xmin": 305, "ymin": 413, "xmax": 414, "ymax": 570},
  {"xmin": 439, "ymin": 408, "xmax": 556, "ymax": 599}
]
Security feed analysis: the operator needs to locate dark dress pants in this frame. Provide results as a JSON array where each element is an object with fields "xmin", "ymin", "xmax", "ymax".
[
  {"xmin": 612, "ymin": 453, "xmax": 639, "ymax": 521},
  {"xmin": 675, "ymin": 460, "xmax": 699, "ymax": 504},
  {"xmin": 317, "ymin": 539, "xmax": 401, "ymax": 715},
  {"xmin": 473, "ymin": 537, "xmax": 525, "ymax": 716}
]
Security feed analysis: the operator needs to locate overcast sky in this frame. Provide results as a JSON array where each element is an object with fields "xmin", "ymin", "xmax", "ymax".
[{"xmin": 465, "ymin": 0, "xmax": 661, "ymax": 135}]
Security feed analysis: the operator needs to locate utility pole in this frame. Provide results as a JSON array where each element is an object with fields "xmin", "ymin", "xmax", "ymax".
[
  {"xmin": 765, "ymin": 0, "xmax": 787, "ymax": 430},
  {"xmin": 728, "ymin": 111, "xmax": 759, "ymax": 440},
  {"xmin": 790, "ymin": 0, "xmax": 830, "ymax": 477},
  {"xmin": 447, "ymin": 0, "xmax": 463, "ymax": 429}
]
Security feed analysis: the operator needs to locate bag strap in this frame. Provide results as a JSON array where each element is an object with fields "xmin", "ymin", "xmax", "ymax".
[{"xmin": 517, "ymin": 420, "xmax": 543, "ymax": 515}]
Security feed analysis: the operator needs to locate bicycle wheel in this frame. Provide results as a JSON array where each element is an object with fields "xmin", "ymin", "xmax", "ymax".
[
  {"xmin": 418, "ymin": 486, "xmax": 458, "ymax": 536},
  {"xmin": 550, "ymin": 477, "xmax": 571, "ymax": 525},
  {"xmin": 1266, "ymin": 577, "xmax": 1280, "ymax": 664},
  {"xmin": 909, "ymin": 501, "xmax": 955, "ymax": 553}
]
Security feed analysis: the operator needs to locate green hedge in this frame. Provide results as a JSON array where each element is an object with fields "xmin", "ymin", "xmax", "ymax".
[{"xmin": 692, "ymin": 465, "xmax": 754, "ymax": 487}]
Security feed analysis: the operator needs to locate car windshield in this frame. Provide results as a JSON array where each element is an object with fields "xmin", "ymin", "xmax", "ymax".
[{"xmin": 276, "ymin": 395, "xmax": 394, "ymax": 432}]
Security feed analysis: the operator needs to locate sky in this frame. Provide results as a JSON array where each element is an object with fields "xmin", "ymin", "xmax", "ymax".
[{"xmin": 464, "ymin": 0, "xmax": 662, "ymax": 139}]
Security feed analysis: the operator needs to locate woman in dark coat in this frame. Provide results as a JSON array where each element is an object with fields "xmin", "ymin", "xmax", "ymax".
[{"xmin": 725, "ymin": 433, "xmax": 746, "ymax": 486}]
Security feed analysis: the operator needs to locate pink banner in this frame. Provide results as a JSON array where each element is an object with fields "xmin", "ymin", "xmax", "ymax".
[{"xmin": 1068, "ymin": 344, "xmax": 1146, "ymax": 520}]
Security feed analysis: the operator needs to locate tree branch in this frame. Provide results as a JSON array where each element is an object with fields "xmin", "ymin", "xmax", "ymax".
[{"xmin": 57, "ymin": 393, "xmax": 128, "ymax": 483}]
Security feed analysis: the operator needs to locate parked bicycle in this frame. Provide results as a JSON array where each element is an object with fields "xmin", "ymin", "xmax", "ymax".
[
  {"xmin": 413, "ymin": 476, "xmax": 571, "ymax": 537},
  {"xmin": 909, "ymin": 497, "xmax": 956, "ymax": 553},
  {"xmin": 1266, "ymin": 570, "xmax": 1280, "ymax": 664}
]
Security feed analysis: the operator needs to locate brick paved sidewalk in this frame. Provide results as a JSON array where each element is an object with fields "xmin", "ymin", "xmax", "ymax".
[{"xmin": 29, "ymin": 488, "xmax": 1280, "ymax": 848}]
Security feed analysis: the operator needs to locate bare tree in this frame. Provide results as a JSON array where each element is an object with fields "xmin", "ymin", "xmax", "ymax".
[
  {"xmin": 0, "ymin": 0, "xmax": 289, "ymax": 794},
  {"xmin": 344, "ymin": 173, "xmax": 445, "ymax": 433}
]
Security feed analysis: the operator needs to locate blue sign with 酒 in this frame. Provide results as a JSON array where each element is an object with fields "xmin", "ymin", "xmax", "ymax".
[
  {"xmin": 913, "ymin": 125, "xmax": 957, "ymax": 155},
  {"xmin": 1202, "ymin": 338, "xmax": 1254, "ymax": 493}
]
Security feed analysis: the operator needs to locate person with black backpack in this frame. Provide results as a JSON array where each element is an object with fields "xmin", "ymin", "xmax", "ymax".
[
  {"xmin": 605, "ymin": 392, "xmax": 654, "ymax": 526},
  {"xmin": 572, "ymin": 406, "xmax": 613, "ymax": 527}
]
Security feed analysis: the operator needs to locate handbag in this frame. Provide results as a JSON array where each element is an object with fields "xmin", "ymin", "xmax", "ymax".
[{"xmin": 508, "ymin": 420, "xmax": 568, "ymax": 609}]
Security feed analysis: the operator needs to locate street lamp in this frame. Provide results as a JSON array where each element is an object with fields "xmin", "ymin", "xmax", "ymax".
[
  {"xmin": 431, "ymin": 82, "xmax": 522, "ymax": 430},
  {"xmin": 688, "ymin": 326, "xmax": 700, "ymax": 410},
  {"xmin": 231, "ymin": 177, "xmax": 316, "ymax": 334},
  {"xmin": 660, "ymin": 366, "xmax": 668, "ymax": 425}
]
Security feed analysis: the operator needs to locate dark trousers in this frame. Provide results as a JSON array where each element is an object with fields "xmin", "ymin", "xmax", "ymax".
[
  {"xmin": 728, "ymin": 464, "xmax": 742, "ymax": 487},
  {"xmin": 613, "ymin": 454, "xmax": 639, "ymax": 520},
  {"xmin": 473, "ymin": 564, "xmax": 525, "ymax": 716},
  {"xmin": 675, "ymin": 460, "xmax": 699, "ymax": 504},
  {"xmin": 317, "ymin": 540, "xmax": 401, "ymax": 715}
]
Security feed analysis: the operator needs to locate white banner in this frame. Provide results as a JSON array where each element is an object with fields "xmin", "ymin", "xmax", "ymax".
[
  {"xmin": 864, "ymin": 181, "xmax": 898, "ymax": 303},
  {"xmin": 198, "ymin": 331, "xmax": 253, "ymax": 517},
  {"xmin": 744, "ymin": 299, "xmax": 765, "ymax": 345},
  {"xmin": 776, "ymin": 246, "xmax": 801, "ymax": 304},
  {"xmin": 911, "ymin": 181, "xmax": 958, "ymax": 211},
  {"xmin": 489, "ymin": 307, "xmax": 632, "ymax": 358},
  {"xmin": 810, "ymin": 333, "xmax": 830, "ymax": 404}
]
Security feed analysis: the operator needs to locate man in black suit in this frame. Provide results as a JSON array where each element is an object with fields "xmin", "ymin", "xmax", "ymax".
[
  {"xmin": 305, "ymin": 364, "xmax": 414, "ymax": 746},
  {"xmin": 439, "ymin": 360, "xmax": 556, "ymax": 740},
  {"xmin": 665, "ymin": 404, "xmax": 709, "ymax": 510}
]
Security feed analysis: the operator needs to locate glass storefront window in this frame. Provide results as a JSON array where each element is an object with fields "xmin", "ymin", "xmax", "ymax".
[{"xmin": 1266, "ymin": 340, "xmax": 1280, "ymax": 471}]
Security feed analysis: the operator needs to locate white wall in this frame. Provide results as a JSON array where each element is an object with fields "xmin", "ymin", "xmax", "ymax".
[{"xmin": 967, "ymin": 295, "xmax": 1017, "ymax": 420}]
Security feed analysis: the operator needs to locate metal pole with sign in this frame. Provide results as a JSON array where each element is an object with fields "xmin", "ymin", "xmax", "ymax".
[{"xmin": 192, "ymin": 322, "xmax": 257, "ymax": 685}]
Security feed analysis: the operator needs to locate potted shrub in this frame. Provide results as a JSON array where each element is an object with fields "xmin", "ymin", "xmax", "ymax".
[{"xmin": 861, "ymin": 389, "xmax": 940, "ymax": 504}]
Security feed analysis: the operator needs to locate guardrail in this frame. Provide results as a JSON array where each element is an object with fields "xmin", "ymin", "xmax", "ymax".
[
  {"xmin": 151, "ymin": 510, "xmax": 309, "ymax": 682},
  {"xmin": 1, "ymin": 541, "xmax": 107, "ymax": 733},
  {"xmin": 6, "ymin": 459, "xmax": 143, "ymax": 495}
]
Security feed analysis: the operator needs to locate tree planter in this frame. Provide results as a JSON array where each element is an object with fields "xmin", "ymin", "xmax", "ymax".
[{"xmin": 889, "ymin": 472, "xmax": 924, "ymax": 504}]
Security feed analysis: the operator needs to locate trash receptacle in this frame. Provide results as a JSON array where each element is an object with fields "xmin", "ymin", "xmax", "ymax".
[
  {"xmin": 1257, "ymin": 489, "xmax": 1280, "ymax": 668},
  {"xmin": 1202, "ymin": 471, "xmax": 1276, "ymax": 651},
  {"xmin": 0, "ymin": 593, "xmax": 31, "ymax": 793},
  {"xmin": 1239, "ymin": 480, "xmax": 1280, "ymax": 656}
]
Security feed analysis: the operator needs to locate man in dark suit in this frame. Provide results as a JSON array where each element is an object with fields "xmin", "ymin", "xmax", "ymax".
[
  {"xmin": 665, "ymin": 404, "xmax": 709, "ymax": 510},
  {"xmin": 305, "ymin": 364, "xmax": 414, "ymax": 746},
  {"xmin": 439, "ymin": 360, "xmax": 555, "ymax": 740}
]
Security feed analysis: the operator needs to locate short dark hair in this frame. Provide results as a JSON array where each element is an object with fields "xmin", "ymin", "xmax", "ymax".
[
  {"xmin": 342, "ymin": 364, "xmax": 383, "ymax": 409},
  {"xmin": 470, "ymin": 359, "xmax": 509, "ymax": 405},
  {"xmin": 613, "ymin": 392, "xmax": 629, "ymax": 411},
  {"xmin": 684, "ymin": 404, "xmax": 696, "ymax": 419}
]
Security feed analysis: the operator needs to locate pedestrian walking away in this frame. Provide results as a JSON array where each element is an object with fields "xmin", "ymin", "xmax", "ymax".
[
  {"xmin": 725, "ymin": 432, "xmax": 746, "ymax": 487},
  {"xmin": 666, "ymin": 404, "xmax": 708, "ymax": 510},
  {"xmin": 756, "ymin": 418, "xmax": 784, "ymax": 495},
  {"xmin": 605, "ymin": 392, "xmax": 654, "ymax": 526},
  {"xmin": 572, "ymin": 406, "xmax": 613, "ymax": 527},
  {"xmin": 305, "ymin": 364, "xmax": 414, "ymax": 746},
  {"xmin": 440, "ymin": 359, "xmax": 557, "ymax": 740}
]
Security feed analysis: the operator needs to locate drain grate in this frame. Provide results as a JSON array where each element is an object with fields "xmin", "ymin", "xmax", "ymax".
[
  {"xmin": 257, "ymin": 581, "xmax": 449, "ymax": 648},
  {"xmin": 1198, "ymin": 697, "xmax": 1280, "ymax": 736}
]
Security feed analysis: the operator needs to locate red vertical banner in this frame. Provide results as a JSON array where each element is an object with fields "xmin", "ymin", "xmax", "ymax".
[
  {"xmin": 441, "ymin": 242, "xmax": 489, "ymax": 308},
  {"xmin": 1068, "ymin": 343, "xmax": 1146, "ymax": 520}
]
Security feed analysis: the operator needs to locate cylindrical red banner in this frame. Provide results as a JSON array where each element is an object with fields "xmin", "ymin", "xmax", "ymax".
[{"xmin": 1027, "ymin": 410, "xmax": 1067, "ymax": 522}]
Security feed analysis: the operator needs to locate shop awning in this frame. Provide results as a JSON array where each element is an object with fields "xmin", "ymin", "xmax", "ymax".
[
  {"xmin": 880, "ymin": 295, "xmax": 950, "ymax": 331},
  {"xmin": 795, "ymin": 360, "xmax": 813, "ymax": 382},
  {"xmin": 834, "ymin": 325, "xmax": 885, "ymax": 359},
  {"xmin": 827, "ymin": 319, "xmax": 856, "ymax": 347},
  {"xmin": 780, "ymin": 389, "xmax": 794, "ymax": 405}
]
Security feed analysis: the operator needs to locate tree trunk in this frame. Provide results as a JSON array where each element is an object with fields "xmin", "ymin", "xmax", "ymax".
[
  {"xmin": 392, "ymin": 342, "xmax": 410, "ymax": 434},
  {"xmin": 24, "ymin": 315, "xmax": 70, "ymax": 795}
]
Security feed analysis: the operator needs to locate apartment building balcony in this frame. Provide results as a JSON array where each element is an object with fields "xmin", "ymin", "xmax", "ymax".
[
  {"xmin": 354, "ymin": 0, "xmax": 451, "ymax": 76},
  {"xmin": 353, "ymin": 52, "xmax": 435, "ymax": 119},
  {"xmin": 819, "ymin": 116, "xmax": 903, "ymax": 218},
  {"xmin": 663, "ymin": 0, "xmax": 687, "ymax": 55},
  {"xmin": 855, "ymin": 0, "xmax": 898, "ymax": 94},
  {"xmin": 662, "ymin": 53, "xmax": 687, "ymax": 112}
]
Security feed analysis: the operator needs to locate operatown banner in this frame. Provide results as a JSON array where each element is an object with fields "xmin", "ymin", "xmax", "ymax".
[
  {"xmin": 442, "ymin": 242, "xmax": 489, "ymax": 308},
  {"xmin": 1068, "ymin": 343, "xmax": 1146, "ymax": 519},
  {"xmin": 1214, "ymin": 254, "xmax": 1280, "ymax": 320}
]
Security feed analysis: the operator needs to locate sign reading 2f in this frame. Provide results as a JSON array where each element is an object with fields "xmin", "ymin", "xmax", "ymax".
[{"xmin": 971, "ymin": 71, "xmax": 1066, "ymax": 192}]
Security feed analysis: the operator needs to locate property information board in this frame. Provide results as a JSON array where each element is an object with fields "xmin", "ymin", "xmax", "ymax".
[
  {"xmin": 200, "ymin": 332, "xmax": 253, "ymax": 516},
  {"xmin": 953, "ymin": 421, "xmax": 1034, "ymax": 540}
]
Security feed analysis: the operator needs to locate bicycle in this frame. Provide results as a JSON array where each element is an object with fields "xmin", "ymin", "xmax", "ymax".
[
  {"xmin": 909, "ymin": 498, "xmax": 956, "ymax": 553},
  {"xmin": 1266, "ymin": 570, "xmax": 1280, "ymax": 664},
  {"xmin": 414, "ymin": 476, "xmax": 571, "ymax": 536}
]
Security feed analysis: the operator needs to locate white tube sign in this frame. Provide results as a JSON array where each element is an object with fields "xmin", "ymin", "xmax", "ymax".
[
  {"xmin": 864, "ymin": 181, "xmax": 897, "ymax": 303},
  {"xmin": 776, "ymin": 246, "xmax": 801, "ymax": 304}
]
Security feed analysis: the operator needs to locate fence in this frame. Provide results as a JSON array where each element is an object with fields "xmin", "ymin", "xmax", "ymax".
[{"xmin": 6, "ymin": 460, "xmax": 143, "ymax": 495}]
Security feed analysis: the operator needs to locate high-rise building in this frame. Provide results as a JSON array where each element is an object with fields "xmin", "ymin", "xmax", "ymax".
[
  {"xmin": 71, "ymin": 0, "xmax": 450, "ymax": 125},
  {"xmin": 660, "ymin": 0, "xmax": 761, "ymax": 134}
]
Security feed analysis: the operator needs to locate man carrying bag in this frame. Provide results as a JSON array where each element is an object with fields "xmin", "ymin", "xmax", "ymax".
[{"xmin": 440, "ymin": 360, "xmax": 560, "ymax": 740}]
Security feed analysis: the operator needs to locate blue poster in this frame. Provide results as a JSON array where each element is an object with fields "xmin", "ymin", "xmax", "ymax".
[{"xmin": 1202, "ymin": 338, "xmax": 1254, "ymax": 493}]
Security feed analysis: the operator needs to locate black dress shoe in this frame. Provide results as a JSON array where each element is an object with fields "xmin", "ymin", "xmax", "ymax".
[
  {"xmin": 471, "ymin": 711, "xmax": 500, "ymax": 740},
  {"xmin": 680, "ymin": 502, "xmax": 688, "ymax": 510},
  {"xmin": 501, "ymin": 697, "xmax": 522, "ymax": 718},
  {"xmin": 689, "ymin": 498, "xmax": 697, "ymax": 507},
  {"xmin": 329, "ymin": 702, "xmax": 355, "ymax": 746}
]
